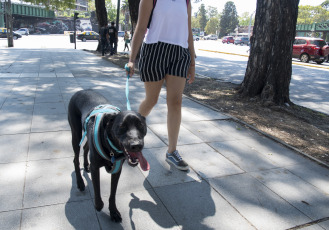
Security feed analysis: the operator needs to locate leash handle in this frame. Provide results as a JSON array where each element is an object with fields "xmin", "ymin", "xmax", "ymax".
[{"xmin": 124, "ymin": 64, "xmax": 131, "ymax": 111}]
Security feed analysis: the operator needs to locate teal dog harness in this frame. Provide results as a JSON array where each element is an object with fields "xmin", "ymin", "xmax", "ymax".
[{"xmin": 80, "ymin": 104, "xmax": 124, "ymax": 174}]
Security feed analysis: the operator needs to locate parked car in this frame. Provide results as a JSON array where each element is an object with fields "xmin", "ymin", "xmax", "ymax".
[
  {"xmin": 222, "ymin": 36, "xmax": 234, "ymax": 44},
  {"xmin": 204, "ymin": 34, "xmax": 218, "ymax": 40},
  {"xmin": 77, "ymin": 31, "xmax": 99, "ymax": 42},
  {"xmin": 292, "ymin": 37, "xmax": 329, "ymax": 64},
  {"xmin": 234, "ymin": 37, "xmax": 249, "ymax": 46},
  {"xmin": 193, "ymin": 35, "xmax": 200, "ymax": 41},
  {"xmin": 0, "ymin": 28, "xmax": 22, "ymax": 40},
  {"xmin": 14, "ymin": 28, "xmax": 29, "ymax": 36}
]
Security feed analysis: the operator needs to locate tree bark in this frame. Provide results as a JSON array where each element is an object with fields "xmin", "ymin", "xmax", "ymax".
[
  {"xmin": 128, "ymin": 0, "xmax": 140, "ymax": 35},
  {"xmin": 95, "ymin": 0, "xmax": 108, "ymax": 51},
  {"xmin": 239, "ymin": 0, "xmax": 300, "ymax": 105}
]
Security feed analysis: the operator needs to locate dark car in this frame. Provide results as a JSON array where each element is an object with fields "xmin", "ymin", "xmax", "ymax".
[
  {"xmin": 293, "ymin": 37, "xmax": 329, "ymax": 64},
  {"xmin": 234, "ymin": 37, "xmax": 249, "ymax": 46},
  {"xmin": 0, "ymin": 28, "xmax": 22, "ymax": 40},
  {"xmin": 222, "ymin": 36, "xmax": 234, "ymax": 44},
  {"xmin": 77, "ymin": 31, "xmax": 99, "ymax": 42}
]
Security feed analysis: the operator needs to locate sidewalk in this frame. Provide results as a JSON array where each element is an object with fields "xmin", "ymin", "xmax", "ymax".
[{"xmin": 0, "ymin": 48, "xmax": 329, "ymax": 230}]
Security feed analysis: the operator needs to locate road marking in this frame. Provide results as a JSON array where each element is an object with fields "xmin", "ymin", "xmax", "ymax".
[{"xmin": 198, "ymin": 49, "xmax": 329, "ymax": 70}]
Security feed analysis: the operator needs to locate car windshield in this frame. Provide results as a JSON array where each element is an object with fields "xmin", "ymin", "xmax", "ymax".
[{"xmin": 310, "ymin": 40, "xmax": 327, "ymax": 47}]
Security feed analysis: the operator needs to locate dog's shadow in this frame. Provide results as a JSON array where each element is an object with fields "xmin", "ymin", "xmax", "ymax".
[{"xmin": 128, "ymin": 164, "xmax": 216, "ymax": 230}]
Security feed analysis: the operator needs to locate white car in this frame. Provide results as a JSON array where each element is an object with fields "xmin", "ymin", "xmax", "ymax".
[
  {"xmin": 14, "ymin": 28, "xmax": 29, "ymax": 36},
  {"xmin": 204, "ymin": 34, "xmax": 218, "ymax": 40},
  {"xmin": 193, "ymin": 35, "xmax": 200, "ymax": 41}
]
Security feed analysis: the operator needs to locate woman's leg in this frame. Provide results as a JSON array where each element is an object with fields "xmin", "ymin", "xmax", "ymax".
[
  {"xmin": 138, "ymin": 80, "xmax": 164, "ymax": 117},
  {"xmin": 165, "ymin": 75, "xmax": 186, "ymax": 153}
]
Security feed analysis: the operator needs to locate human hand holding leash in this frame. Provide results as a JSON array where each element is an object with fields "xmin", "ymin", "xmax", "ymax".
[{"xmin": 125, "ymin": 61, "xmax": 135, "ymax": 77}]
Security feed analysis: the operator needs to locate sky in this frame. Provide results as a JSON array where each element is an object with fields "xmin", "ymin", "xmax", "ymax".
[{"xmin": 192, "ymin": 0, "xmax": 326, "ymax": 15}]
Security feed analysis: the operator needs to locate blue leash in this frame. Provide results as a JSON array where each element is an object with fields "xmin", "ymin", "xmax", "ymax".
[{"xmin": 124, "ymin": 64, "xmax": 131, "ymax": 111}]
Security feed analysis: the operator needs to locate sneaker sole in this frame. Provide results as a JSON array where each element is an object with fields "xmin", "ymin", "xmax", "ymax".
[{"xmin": 165, "ymin": 158, "xmax": 189, "ymax": 171}]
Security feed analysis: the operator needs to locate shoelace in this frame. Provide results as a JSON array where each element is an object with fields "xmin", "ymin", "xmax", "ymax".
[{"xmin": 173, "ymin": 150, "xmax": 183, "ymax": 161}]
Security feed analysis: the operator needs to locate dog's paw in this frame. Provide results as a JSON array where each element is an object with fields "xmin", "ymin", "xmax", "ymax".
[
  {"xmin": 95, "ymin": 200, "xmax": 104, "ymax": 212},
  {"xmin": 110, "ymin": 210, "xmax": 122, "ymax": 223}
]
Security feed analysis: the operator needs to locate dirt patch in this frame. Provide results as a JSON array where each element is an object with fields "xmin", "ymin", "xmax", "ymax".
[{"xmin": 91, "ymin": 50, "xmax": 329, "ymax": 166}]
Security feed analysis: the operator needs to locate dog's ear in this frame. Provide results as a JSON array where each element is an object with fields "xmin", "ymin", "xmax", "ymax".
[{"xmin": 102, "ymin": 113, "xmax": 117, "ymax": 129}]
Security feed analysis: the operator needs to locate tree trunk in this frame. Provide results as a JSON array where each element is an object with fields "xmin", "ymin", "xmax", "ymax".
[
  {"xmin": 95, "ymin": 0, "xmax": 108, "ymax": 51},
  {"xmin": 239, "ymin": 0, "xmax": 300, "ymax": 105},
  {"xmin": 128, "ymin": 0, "xmax": 140, "ymax": 35}
]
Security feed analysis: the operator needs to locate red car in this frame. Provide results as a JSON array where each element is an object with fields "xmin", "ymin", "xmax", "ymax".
[
  {"xmin": 222, "ymin": 36, "xmax": 234, "ymax": 44},
  {"xmin": 292, "ymin": 37, "xmax": 329, "ymax": 64}
]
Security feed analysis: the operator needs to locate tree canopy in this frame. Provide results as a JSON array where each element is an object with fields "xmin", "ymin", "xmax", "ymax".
[
  {"xmin": 219, "ymin": 1, "xmax": 239, "ymax": 37},
  {"xmin": 23, "ymin": 0, "xmax": 76, "ymax": 10},
  {"xmin": 297, "ymin": 5, "xmax": 329, "ymax": 24}
]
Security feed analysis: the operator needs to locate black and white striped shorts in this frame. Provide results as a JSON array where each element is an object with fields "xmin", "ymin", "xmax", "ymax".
[{"xmin": 138, "ymin": 42, "xmax": 191, "ymax": 82}]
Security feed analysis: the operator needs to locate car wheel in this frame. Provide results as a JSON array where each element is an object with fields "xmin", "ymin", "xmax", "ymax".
[
  {"xmin": 196, "ymin": 38, "xmax": 199, "ymax": 41},
  {"xmin": 13, "ymin": 36, "xmax": 18, "ymax": 40},
  {"xmin": 300, "ymin": 53, "xmax": 310, "ymax": 63},
  {"xmin": 82, "ymin": 38, "xmax": 86, "ymax": 42},
  {"xmin": 316, "ymin": 60, "xmax": 324, "ymax": 64},
  {"xmin": 235, "ymin": 43, "xmax": 237, "ymax": 45},
  {"xmin": 227, "ymin": 42, "xmax": 230, "ymax": 44},
  {"xmin": 240, "ymin": 43, "xmax": 244, "ymax": 46}
]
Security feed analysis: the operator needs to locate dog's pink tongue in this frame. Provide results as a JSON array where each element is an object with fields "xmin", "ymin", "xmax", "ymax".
[{"xmin": 130, "ymin": 152, "xmax": 150, "ymax": 171}]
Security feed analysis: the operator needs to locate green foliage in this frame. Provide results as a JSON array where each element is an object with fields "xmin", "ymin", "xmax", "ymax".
[
  {"xmin": 321, "ymin": 0, "xmax": 329, "ymax": 9},
  {"xmin": 23, "ymin": 0, "xmax": 76, "ymax": 10},
  {"xmin": 191, "ymin": 17, "xmax": 200, "ymax": 29},
  {"xmin": 219, "ymin": 1, "xmax": 239, "ymax": 37},
  {"xmin": 197, "ymin": 4, "xmax": 208, "ymax": 31},
  {"xmin": 205, "ymin": 17, "xmax": 219, "ymax": 35},
  {"xmin": 207, "ymin": 6, "xmax": 219, "ymax": 19},
  {"xmin": 239, "ymin": 12, "xmax": 254, "ymax": 27},
  {"xmin": 105, "ymin": 0, "xmax": 117, "ymax": 22},
  {"xmin": 298, "ymin": 5, "xmax": 329, "ymax": 24}
]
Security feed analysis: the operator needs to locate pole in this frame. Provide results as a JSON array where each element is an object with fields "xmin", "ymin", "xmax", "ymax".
[
  {"xmin": 116, "ymin": 0, "xmax": 120, "ymax": 54},
  {"xmin": 5, "ymin": 0, "xmax": 13, "ymax": 47},
  {"xmin": 248, "ymin": 11, "xmax": 255, "ymax": 38},
  {"xmin": 74, "ymin": 19, "xmax": 76, "ymax": 49}
]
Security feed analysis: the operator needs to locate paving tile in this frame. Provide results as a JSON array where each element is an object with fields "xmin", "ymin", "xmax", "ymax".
[
  {"xmin": 209, "ymin": 173, "xmax": 312, "ymax": 230},
  {"xmin": 28, "ymin": 131, "xmax": 73, "ymax": 160},
  {"xmin": 35, "ymin": 93, "xmax": 63, "ymax": 104},
  {"xmin": 38, "ymin": 73, "xmax": 57, "ymax": 78},
  {"xmin": 209, "ymin": 119, "xmax": 259, "ymax": 140},
  {"xmin": 155, "ymin": 180, "xmax": 254, "ymax": 230},
  {"xmin": 139, "ymin": 147, "xmax": 200, "ymax": 188},
  {"xmin": 0, "ymin": 116, "xmax": 33, "ymax": 135},
  {"xmin": 31, "ymin": 113, "xmax": 70, "ymax": 132},
  {"xmin": 21, "ymin": 200, "xmax": 99, "ymax": 230},
  {"xmin": 24, "ymin": 158, "xmax": 91, "ymax": 208},
  {"xmin": 149, "ymin": 123, "xmax": 204, "ymax": 146},
  {"xmin": 144, "ymin": 127, "xmax": 167, "ymax": 149},
  {"xmin": 0, "ymin": 134, "xmax": 29, "ymax": 163},
  {"xmin": 178, "ymin": 143, "xmax": 244, "ymax": 179},
  {"xmin": 319, "ymin": 220, "xmax": 329, "ymax": 229},
  {"xmin": 210, "ymin": 140, "xmax": 278, "ymax": 172},
  {"xmin": 33, "ymin": 102, "xmax": 66, "ymax": 115},
  {"xmin": 97, "ymin": 189, "xmax": 180, "ymax": 230},
  {"xmin": 286, "ymin": 162, "xmax": 329, "ymax": 196},
  {"xmin": 144, "ymin": 104, "xmax": 167, "ymax": 125},
  {"xmin": 0, "ymin": 210, "xmax": 21, "ymax": 230},
  {"xmin": 182, "ymin": 120, "xmax": 237, "ymax": 142},
  {"xmin": 88, "ymin": 163, "xmax": 152, "ymax": 199},
  {"xmin": 239, "ymin": 135, "xmax": 310, "ymax": 167},
  {"xmin": 251, "ymin": 168, "xmax": 329, "ymax": 220},
  {"xmin": 0, "ymin": 162, "xmax": 26, "ymax": 212},
  {"xmin": 20, "ymin": 73, "xmax": 39, "ymax": 78}
]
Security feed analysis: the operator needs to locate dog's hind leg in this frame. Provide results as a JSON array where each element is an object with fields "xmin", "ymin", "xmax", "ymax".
[
  {"xmin": 83, "ymin": 143, "xmax": 90, "ymax": 172},
  {"xmin": 109, "ymin": 169, "xmax": 123, "ymax": 222}
]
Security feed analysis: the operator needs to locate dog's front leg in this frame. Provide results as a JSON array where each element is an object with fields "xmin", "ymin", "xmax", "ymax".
[
  {"xmin": 109, "ymin": 169, "xmax": 122, "ymax": 222},
  {"xmin": 90, "ymin": 164, "xmax": 104, "ymax": 211}
]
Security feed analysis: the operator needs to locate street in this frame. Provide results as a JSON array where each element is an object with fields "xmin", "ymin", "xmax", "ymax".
[{"xmin": 1, "ymin": 35, "xmax": 329, "ymax": 114}]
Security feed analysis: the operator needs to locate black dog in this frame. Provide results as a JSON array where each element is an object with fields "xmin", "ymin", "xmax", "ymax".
[{"xmin": 68, "ymin": 89, "xmax": 149, "ymax": 222}]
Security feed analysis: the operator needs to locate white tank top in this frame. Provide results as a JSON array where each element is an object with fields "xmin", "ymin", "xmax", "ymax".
[{"xmin": 145, "ymin": 0, "xmax": 189, "ymax": 48}]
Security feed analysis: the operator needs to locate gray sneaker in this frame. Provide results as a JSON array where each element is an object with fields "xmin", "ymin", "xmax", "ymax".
[{"xmin": 166, "ymin": 150, "xmax": 189, "ymax": 171}]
